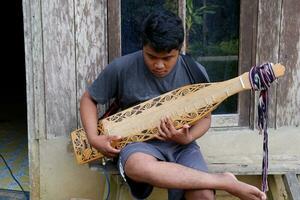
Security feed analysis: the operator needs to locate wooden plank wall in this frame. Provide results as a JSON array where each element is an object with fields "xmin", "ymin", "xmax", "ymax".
[
  {"xmin": 256, "ymin": 0, "xmax": 300, "ymax": 128},
  {"xmin": 40, "ymin": 0, "xmax": 107, "ymax": 138},
  {"xmin": 276, "ymin": 0, "xmax": 300, "ymax": 127}
]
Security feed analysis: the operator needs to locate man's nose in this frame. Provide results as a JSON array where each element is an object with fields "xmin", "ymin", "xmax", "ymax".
[{"xmin": 154, "ymin": 61, "xmax": 164, "ymax": 69}]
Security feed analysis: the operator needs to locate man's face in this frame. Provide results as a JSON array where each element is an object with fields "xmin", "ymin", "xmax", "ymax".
[{"xmin": 143, "ymin": 45, "xmax": 180, "ymax": 78}]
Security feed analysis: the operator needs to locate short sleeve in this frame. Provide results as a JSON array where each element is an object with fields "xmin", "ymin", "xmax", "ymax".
[{"xmin": 87, "ymin": 61, "xmax": 119, "ymax": 105}]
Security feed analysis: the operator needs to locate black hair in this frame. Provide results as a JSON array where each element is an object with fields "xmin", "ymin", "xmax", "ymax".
[{"xmin": 141, "ymin": 9, "xmax": 184, "ymax": 52}]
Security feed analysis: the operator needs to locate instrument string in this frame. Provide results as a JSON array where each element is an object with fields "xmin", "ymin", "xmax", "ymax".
[{"xmin": 249, "ymin": 63, "xmax": 276, "ymax": 192}]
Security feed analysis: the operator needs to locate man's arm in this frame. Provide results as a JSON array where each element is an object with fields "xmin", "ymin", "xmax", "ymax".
[
  {"xmin": 80, "ymin": 91, "xmax": 99, "ymax": 140},
  {"xmin": 189, "ymin": 113, "xmax": 211, "ymax": 140},
  {"xmin": 80, "ymin": 91, "xmax": 120, "ymax": 157},
  {"xmin": 156, "ymin": 113, "xmax": 211, "ymax": 145}
]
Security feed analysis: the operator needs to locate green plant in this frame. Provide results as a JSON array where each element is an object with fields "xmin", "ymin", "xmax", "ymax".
[
  {"xmin": 186, "ymin": 0, "xmax": 218, "ymax": 49},
  {"xmin": 189, "ymin": 39, "xmax": 238, "ymax": 56}
]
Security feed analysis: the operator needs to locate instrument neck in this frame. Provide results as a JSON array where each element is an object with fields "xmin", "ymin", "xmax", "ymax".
[{"xmin": 206, "ymin": 72, "xmax": 251, "ymax": 104}]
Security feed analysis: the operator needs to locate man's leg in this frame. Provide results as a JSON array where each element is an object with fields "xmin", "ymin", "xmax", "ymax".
[
  {"xmin": 185, "ymin": 189, "xmax": 215, "ymax": 200},
  {"xmin": 125, "ymin": 152, "xmax": 266, "ymax": 200},
  {"xmin": 168, "ymin": 142, "xmax": 215, "ymax": 200}
]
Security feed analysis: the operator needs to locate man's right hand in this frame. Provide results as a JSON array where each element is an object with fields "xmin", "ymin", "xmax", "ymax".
[{"xmin": 88, "ymin": 135, "xmax": 121, "ymax": 158}]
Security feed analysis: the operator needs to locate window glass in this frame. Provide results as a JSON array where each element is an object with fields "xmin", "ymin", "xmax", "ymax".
[
  {"xmin": 121, "ymin": 0, "xmax": 178, "ymax": 55},
  {"xmin": 186, "ymin": 0, "xmax": 240, "ymax": 114}
]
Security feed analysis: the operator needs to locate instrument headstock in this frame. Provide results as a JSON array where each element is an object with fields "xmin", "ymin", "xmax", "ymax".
[{"xmin": 272, "ymin": 63, "xmax": 285, "ymax": 78}]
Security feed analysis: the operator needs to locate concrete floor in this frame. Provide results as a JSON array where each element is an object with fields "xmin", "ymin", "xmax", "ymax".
[
  {"xmin": 0, "ymin": 103, "xmax": 29, "ymax": 193},
  {"xmin": 0, "ymin": 189, "xmax": 29, "ymax": 200}
]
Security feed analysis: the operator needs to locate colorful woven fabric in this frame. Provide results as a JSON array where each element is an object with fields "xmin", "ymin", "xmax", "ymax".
[{"xmin": 249, "ymin": 63, "xmax": 276, "ymax": 192}]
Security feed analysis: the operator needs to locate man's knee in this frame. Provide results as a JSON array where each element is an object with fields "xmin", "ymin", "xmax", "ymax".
[
  {"xmin": 185, "ymin": 189, "xmax": 215, "ymax": 200},
  {"xmin": 124, "ymin": 152, "xmax": 157, "ymax": 182}
]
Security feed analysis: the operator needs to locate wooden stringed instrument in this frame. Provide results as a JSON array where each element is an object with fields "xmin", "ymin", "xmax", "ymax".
[{"xmin": 71, "ymin": 63, "xmax": 285, "ymax": 164}]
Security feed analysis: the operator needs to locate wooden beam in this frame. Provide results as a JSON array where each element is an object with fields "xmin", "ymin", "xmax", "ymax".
[
  {"xmin": 239, "ymin": 0, "xmax": 258, "ymax": 127},
  {"xmin": 107, "ymin": 0, "xmax": 121, "ymax": 62},
  {"xmin": 178, "ymin": 0, "xmax": 186, "ymax": 54},
  {"xmin": 283, "ymin": 173, "xmax": 300, "ymax": 200},
  {"xmin": 23, "ymin": 0, "xmax": 43, "ymax": 198}
]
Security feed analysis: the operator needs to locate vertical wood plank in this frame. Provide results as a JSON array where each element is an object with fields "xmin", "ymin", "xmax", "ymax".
[
  {"xmin": 32, "ymin": 0, "xmax": 46, "ymax": 140},
  {"xmin": 268, "ymin": 175, "xmax": 289, "ymax": 200},
  {"xmin": 108, "ymin": 0, "xmax": 121, "ymax": 62},
  {"xmin": 178, "ymin": 0, "xmax": 186, "ymax": 54},
  {"xmin": 42, "ymin": 0, "xmax": 77, "ymax": 137},
  {"xmin": 239, "ymin": 0, "xmax": 258, "ymax": 127},
  {"xmin": 256, "ymin": 0, "xmax": 282, "ymax": 128},
  {"xmin": 283, "ymin": 173, "xmax": 300, "ymax": 200},
  {"xmin": 277, "ymin": 0, "xmax": 300, "ymax": 127},
  {"xmin": 22, "ymin": 0, "xmax": 43, "ymax": 198},
  {"xmin": 75, "ymin": 0, "xmax": 108, "ymax": 126}
]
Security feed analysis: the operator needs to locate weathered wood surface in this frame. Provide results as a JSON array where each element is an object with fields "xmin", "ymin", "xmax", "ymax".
[
  {"xmin": 178, "ymin": 0, "xmax": 186, "ymax": 53},
  {"xmin": 75, "ymin": 0, "xmax": 107, "ymax": 127},
  {"xmin": 283, "ymin": 173, "xmax": 300, "ymax": 200},
  {"xmin": 256, "ymin": 0, "xmax": 282, "ymax": 128},
  {"xmin": 22, "ymin": 0, "xmax": 44, "ymax": 198},
  {"xmin": 108, "ymin": 0, "xmax": 121, "ymax": 62},
  {"xmin": 269, "ymin": 175, "xmax": 289, "ymax": 200},
  {"xmin": 276, "ymin": 0, "xmax": 300, "ymax": 127},
  {"xmin": 239, "ymin": 0, "xmax": 258, "ymax": 127},
  {"xmin": 42, "ymin": 0, "xmax": 77, "ymax": 138},
  {"xmin": 255, "ymin": 0, "xmax": 300, "ymax": 128}
]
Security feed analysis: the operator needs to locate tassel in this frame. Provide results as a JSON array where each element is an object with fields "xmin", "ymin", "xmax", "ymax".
[{"xmin": 249, "ymin": 63, "xmax": 276, "ymax": 192}]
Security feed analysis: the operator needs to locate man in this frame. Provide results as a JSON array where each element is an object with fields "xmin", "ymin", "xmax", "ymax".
[{"xmin": 80, "ymin": 9, "xmax": 266, "ymax": 200}]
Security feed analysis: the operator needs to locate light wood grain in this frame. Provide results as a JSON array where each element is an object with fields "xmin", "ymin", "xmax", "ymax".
[
  {"xmin": 276, "ymin": 0, "xmax": 300, "ymax": 127},
  {"xmin": 256, "ymin": 0, "xmax": 282, "ymax": 128},
  {"xmin": 42, "ymin": 0, "xmax": 77, "ymax": 137},
  {"xmin": 75, "ymin": 0, "xmax": 107, "ymax": 127}
]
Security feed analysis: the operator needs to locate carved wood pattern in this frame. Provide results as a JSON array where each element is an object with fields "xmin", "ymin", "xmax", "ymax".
[
  {"xmin": 71, "ymin": 83, "xmax": 220, "ymax": 164},
  {"xmin": 106, "ymin": 83, "xmax": 210, "ymax": 123}
]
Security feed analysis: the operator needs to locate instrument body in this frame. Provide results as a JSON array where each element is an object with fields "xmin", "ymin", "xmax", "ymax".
[{"xmin": 71, "ymin": 63, "xmax": 285, "ymax": 164}]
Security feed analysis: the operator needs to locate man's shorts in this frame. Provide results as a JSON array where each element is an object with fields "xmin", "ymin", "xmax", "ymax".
[{"xmin": 117, "ymin": 139, "xmax": 208, "ymax": 200}]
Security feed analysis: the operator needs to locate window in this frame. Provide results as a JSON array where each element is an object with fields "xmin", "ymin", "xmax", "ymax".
[{"xmin": 186, "ymin": 0, "xmax": 240, "ymax": 115}]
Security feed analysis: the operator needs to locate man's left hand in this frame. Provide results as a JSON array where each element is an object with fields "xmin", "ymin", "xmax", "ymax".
[{"xmin": 156, "ymin": 116, "xmax": 193, "ymax": 145}]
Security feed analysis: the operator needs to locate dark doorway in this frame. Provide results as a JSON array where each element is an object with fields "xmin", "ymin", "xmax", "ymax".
[{"xmin": 0, "ymin": 0, "xmax": 29, "ymax": 199}]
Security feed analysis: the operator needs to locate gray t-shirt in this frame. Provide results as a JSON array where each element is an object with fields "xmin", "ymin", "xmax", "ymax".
[{"xmin": 88, "ymin": 50, "xmax": 209, "ymax": 109}]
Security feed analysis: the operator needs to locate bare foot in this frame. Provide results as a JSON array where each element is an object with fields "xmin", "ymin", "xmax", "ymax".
[{"xmin": 221, "ymin": 172, "xmax": 267, "ymax": 200}]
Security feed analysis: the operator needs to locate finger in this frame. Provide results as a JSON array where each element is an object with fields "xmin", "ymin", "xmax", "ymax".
[
  {"xmin": 158, "ymin": 124, "xmax": 167, "ymax": 138},
  {"xmin": 160, "ymin": 118, "xmax": 171, "ymax": 137},
  {"xmin": 260, "ymin": 192, "xmax": 267, "ymax": 200},
  {"xmin": 109, "ymin": 135, "xmax": 122, "ymax": 141},
  {"xmin": 154, "ymin": 134, "xmax": 166, "ymax": 141},
  {"xmin": 182, "ymin": 124, "xmax": 190, "ymax": 134},
  {"xmin": 100, "ymin": 149, "xmax": 114, "ymax": 158},
  {"xmin": 164, "ymin": 117, "xmax": 173, "ymax": 133},
  {"xmin": 166, "ymin": 117, "xmax": 177, "ymax": 132},
  {"xmin": 107, "ymin": 146, "xmax": 120, "ymax": 154},
  {"xmin": 182, "ymin": 124, "xmax": 190, "ymax": 129},
  {"xmin": 105, "ymin": 152, "xmax": 118, "ymax": 158}
]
